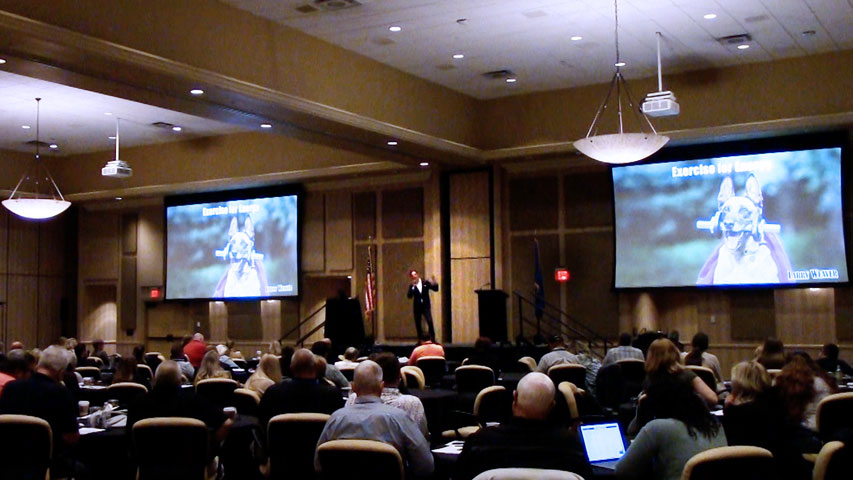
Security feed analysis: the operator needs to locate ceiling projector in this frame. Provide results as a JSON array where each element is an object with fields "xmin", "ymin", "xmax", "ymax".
[
  {"xmin": 102, "ymin": 159, "xmax": 133, "ymax": 178},
  {"xmin": 642, "ymin": 91, "xmax": 680, "ymax": 117}
]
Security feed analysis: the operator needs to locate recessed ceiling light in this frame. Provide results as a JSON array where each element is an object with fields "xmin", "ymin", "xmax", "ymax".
[
  {"xmin": 190, "ymin": 88, "xmax": 204, "ymax": 95},
  {"xmin": 115, "ymin": 197, "xmax": 123, "ymax": 201},
  {"xmin": 260, "ymin": 123, "xmax": 272, "ymax": 129},
  {"xmin": 615, "ymin": 61, "xmax": 627, "ymax": 67},
  {"xmin": 347, "ymin": 275, "xmax": 352, "ymax": 279},
  {"xmin": 387, "ymin": 140, "xmax": 398, "ymax": 146},
  {"xmin": 452, "ymin": 54, "xmax": 464, "ymax": 59},
  {"xmin": 21, "ymin": 125, "xmax": 30, "ymax": 129},
  {"xmin": 104, "ymin": 112, "xmax": 112, "ymax": 116},
  {"xmin": 505, "ymin": 78, "xmax": 517, "ymax": 83},
  {"xmin": 703, "ymin": 13, "xmax": 717, "ymax": 20},
  {"xmin": 172, "ymin": 126, "xmax": 183, "ymax": 132},
  {"xmin": 570, "ymin": 36, "xmax": 582, "ymax": 41},
  {"xmin": 737, "ymin": 44, "xmax": 750, "ymax": 50},
  {"xmin": 0, "ymin": 59, "xmax": 6, "ymax": 64},
  {"xmin": 419, "ymin": 162, "xmax": 429, "ymax": 167},
  {"xmin": 109, "ymin": 136, "xmax": 116, "ymax": 140},
  {"xmin": 388, "ymin": 26, "xmax": 402, "ymax": 32},
  {"xmin": 49, "ymin": 144, "xmax": 58, "ymax": 149}
]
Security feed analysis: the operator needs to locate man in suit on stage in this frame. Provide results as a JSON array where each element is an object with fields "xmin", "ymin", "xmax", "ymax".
[{"xmin": 407, "ymin": 269, "xmax": 438, "ymax": 341}]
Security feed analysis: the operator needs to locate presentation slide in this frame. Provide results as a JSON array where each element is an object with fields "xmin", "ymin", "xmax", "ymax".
[
  {"xmin": 166, "ymin": 194, "xmax": 298, "ymax": 299},
  {"xmin": 612, "ymin": 147, "xmax": 848, "ymax": 288}
]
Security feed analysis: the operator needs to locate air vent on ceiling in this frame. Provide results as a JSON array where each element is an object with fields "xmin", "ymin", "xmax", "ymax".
[
  {"xmin": 716, "ymin": 33, "xmax": 752, "ymax": 46},
  {"xmin": 151, "ymin": 121, "xmax": 175, "ymax": 129},
  {"xmin": 296, "ymin": 0, "xmax": 363, "ymax": 13},
  {"xmin": 24, "ymin": 140, "xmax": 51, "ymax": 149},
  {"xmin": 482, "ymin": 69, "xmax": 515, "ymax": 80}
]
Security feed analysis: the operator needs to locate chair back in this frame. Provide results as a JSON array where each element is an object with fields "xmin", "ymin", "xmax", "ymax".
[
  {"xmin": 681, "ymin": 446, "xmax": 774, "ymax": 480},
  {"xmin": 473, "ymin": 468, "xmax": 585, "ymax": 480},
  {"xmin": 144, "ymin": 352, "xmax": 164, "ymax": 371},
  {"xmin": 316, "ymin": 439, "xmax": 404, "ymax": 480},
  {"xmin": 685, "ymin": 365, "xmax": 717, "ymax": 392},
  {"xmin": 518, "ymin": 356, "xmax": 536, "ymax": 372},
  {"xmin": 401, "ymin": 366, "xmax": 425, "ymax": 390},
  {"xmin": 456, "ymin": 365, "xmax": 496, "ymax": 394},
  {"xmin": 557, "ymin": 382, "xmax": 580, "ymax": 422},
  {"xmin": 267, "ymin": 413, "xmax": 329, "ymax": 479},
  {"xmin": 88, "ymin": 356, "xmax": 104, "ymax": 367},
  {"xmin": 339, "ymin": 366, "xmax": 355, "ymax": 382},
  {"xmin": 816, "ymin": 392, "xmax": 853, "ymax": 440},
  {"xmin": 0, "ymin": 414, "xmax": 52, "ymax": 480},
  {"xmin": 416, "ymin": 356, "xmax": 446, "ymax": 387},
  {"xmin": 232, "ymin": 358, "xmax": 248, "ymax": 370},
  {"xmin": 195, "ymin": 378, "xmax": 239, "ymax": 409},
  {"xmin": 133, "ymin": 417, "xmax": 208, "ymax": 480},
  {"xmin": 813, "ymin": 441, "xmax": 850, "ymax": 480},
  {"xmin": 547, "ymin": 364, "xmax": 587, "ymax": 390},
  {"xmin": 232, "ymin": 388, "xmax": 261, "ymax": 417},
  {"xmin": 76, "ymin": 366, "xmax": 101, "ymax": 380},
  {"xmin": 615, "ymin": 359, "xmax": 646, "ymax": 397},
  {"xmin": 136, "ymin": 364, "xmax": 154, "ymax": 384},
  {"xmin": 106, "ymin": 382, "xmax": 148, "ymax": 408},
  {"xmin": 474, "ymin": 385, "xmax": 512, "ymax": 424}
]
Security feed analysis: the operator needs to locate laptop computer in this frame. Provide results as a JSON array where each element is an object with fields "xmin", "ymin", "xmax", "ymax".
[{"xmin": 579, "ymin": 422, "xmax": 628, "ymax": 470}]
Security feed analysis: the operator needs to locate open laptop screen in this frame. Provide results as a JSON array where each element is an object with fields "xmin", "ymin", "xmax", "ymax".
[{"xmin": 580, "ymin": 423, "xmax": 627, "ymax": 463}]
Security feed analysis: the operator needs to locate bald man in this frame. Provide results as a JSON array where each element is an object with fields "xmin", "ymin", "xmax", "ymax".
[
  {"xmin": 315, "ymin": 361, "xmax": 434, "ymax": 477},
  {"xmin": 455, "ymin": 372, "xmax": 592, "ymax": 480},
  {"xmin": 258, "ymin": 348, "xmax": 343, "ymax": 426}
]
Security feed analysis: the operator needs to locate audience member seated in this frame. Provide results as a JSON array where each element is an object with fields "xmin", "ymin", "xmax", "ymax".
[
  {"xmin": 466, "ymin": 337, "xmax": 501, "ymax": 374},
  {"xmin": 194, "ymin": 350, "xmax": 232, "ymax": 386},
  {"xmin": 408, "ymin": 335, "xmax": 446, "ymax": 366},
  {"xmin": 315, "ymin": 360, "xmax": 434, "ymax": 478},
  {"xmin": 311, "ymin": 338, "xmax": 351, "ymax": 389},
  {"xmin": 128, "ymin": 361, "xmax": 232, "ymax": 450},
  {"xmin": 536, "ymin": 335, "xmax": 580, "ymax": 373},
  {"xmin": 279, "ymin": 345, "xmax": 295, "ymax": 378},
  {"xmin": 183, "ymin": 333, "xmax": 208, "ymax": 369},
  {"xmin": 245, "ymin": 354, "xmax": 281, "ymax": 396},
  {"xmin": 755, "ymin": 338, "xmax": 786, "ymax": 369},
  {"xmin": 0, "ymin": 348, "xmax": 31, "ymax": 397},
  {"xmin": 667, "ymin": 331, "xmax": 684, "ymax": 352},
  {"xmin": 602, "ymin": 333, "xmax": 645, "ymax": 366},
  {"xmin": 346, "ymin": 352, "xmax": 428, "ymax": 437},
  {"xmin": 258, "ymin": 348, "xmax": 343, "ymax": 426},
  {"xmin": 816, "ymin": 343, "xmax": 853, "ymax": 377},
  {"xmin": 170, "ymin": 342, "xmax": 195, "ymax": 383},
  {"xmin": 225, "ymin": 339, "xmax": 244, "ymax": 360},
  {"xmin": 572, "ymin": 340, "xmax": 601, "ymax": 390},
  {"xmin": 91, "ymin": 338, "xmax": 110, "ymax": 367},
  {"xmin": 9, "ymin": 341, "xmax": 24, "ymax": 351},
  {"xmin": 722, "ymin": 361, "xmax": 811, "ymax": 480},
  {"xmin": 132, "ymin": 344, "xmax": 146, "ymax": 364},
  {"xmin": 113, "ymin": 356, "xmax": 152, "ymax": 391},
  {"xmin": 455, "ymin": 372, "xmax": 592, "ymax": 480},
  {"xmin": 216, "ymin": 344, "xmax": 240, "ymax": 370},
  {"xmin": 683, "ymin": 332, "xmax": 725, "ymax": 390},
  {"xmin": 335, "ymin": 347, "xmax": 360, "ymax": 370},
  {"xmin": 616, "ymin": 379, "xmax": 726, "ymax": 480},
  {"xmin": 73, "ymin": 342, "xmax": 89, "ymax": 368},
  {"xmin": 776, "ymin": 353, "xmax": 834, "ymax": 432},
  {"xmin": 0, "ymin": 345, "xmax": 81, "ymax": 478}
]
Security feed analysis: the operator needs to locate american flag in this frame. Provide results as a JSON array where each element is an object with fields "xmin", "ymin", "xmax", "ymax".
[{"xmin": 364, "ymin": 245, "xmax": 376, "ymax": 316}]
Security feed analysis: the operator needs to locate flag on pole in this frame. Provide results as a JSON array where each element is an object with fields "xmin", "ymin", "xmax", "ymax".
[
  {"xmin": 364, "ymin": 245, "xmax": 377, "ymax": 316},
  {"xmin": 534, "ymin": 238, "xmax": 545, "ymax": 320}
]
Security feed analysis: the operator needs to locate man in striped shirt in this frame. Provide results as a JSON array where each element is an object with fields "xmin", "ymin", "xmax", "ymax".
[{"xmin": 602, "ymin": 333, "xmax": 645, "ymax": 366}]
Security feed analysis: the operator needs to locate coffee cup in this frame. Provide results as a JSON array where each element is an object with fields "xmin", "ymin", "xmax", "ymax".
[{"xmin": 78, "ymin": 400, "xmax": 90, "ymax": 417}]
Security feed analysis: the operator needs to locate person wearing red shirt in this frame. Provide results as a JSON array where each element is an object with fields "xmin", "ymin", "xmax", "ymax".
[
  {"xmin": 408, "ymin": 336, "xmax": 445, "ymax": 366},
  {"xmin": 183, "ymin": 333, "xmax": 208, "ymax": 369}
]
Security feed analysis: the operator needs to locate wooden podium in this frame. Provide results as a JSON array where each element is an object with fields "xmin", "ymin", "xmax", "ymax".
[{"xmin": 475, "ymin": 289, "xmax": 508, "ymax": 343}]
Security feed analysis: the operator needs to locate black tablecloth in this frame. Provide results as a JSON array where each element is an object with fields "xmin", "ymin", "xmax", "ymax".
[{"xmin": 409, "ymin": 389, "xmax": 458, "ymax": 442}]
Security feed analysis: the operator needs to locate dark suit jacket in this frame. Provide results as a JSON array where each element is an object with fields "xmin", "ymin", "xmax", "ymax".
[
  {"xmin": 407, "ymin": 280, "xmax": 438, "ymax": 312},
  {"xmin": 258, "ymin": 378, "xmax": 344, "ymax": 427}
]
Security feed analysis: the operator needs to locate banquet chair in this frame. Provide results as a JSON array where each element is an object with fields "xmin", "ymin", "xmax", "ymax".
[
  {"xmin": 472, "ymin": 468, "xmax": 585, "ymax": 480},
  {"xmin": 416, "ymin": 356, "xmax": 446, "ymax": 387},
  {"xmin": 615, "ymin": 359, "xmax": 646, "ymax": 398},
  {"xmin": 401, "ymin": 366, "xmax": 426, "ymax": 390},
  {"xmin": 232, "ymin": 358, "xmax": 248, "ymax": 370},
  {"xmin": 474, "ymin": 385, "xmax": 512, "ymax": 424},
  {"xmin": 815, "ymin": 392, "xmax": 853, "ymax": 440},
  {"xmin": 680, "ymin": 446, "xmax": 774, "ymax": 480},
  {"xmin": 813, "ymin": 441, "xmax": 850, "ymax": 480},
  {"xmin": 265, "ymin": 413, "xmax": 329, "ymax": 479},
  {"xmin": 547, "ymin": 364, "xmax": 587, "ymax": 390},
  {"xmin": 196, "ymin": 378, "xmax": 239, "ymax": 409},
  {"xmin": 557, "ymin": 382, "xmax": 581, "ymax": 425},
  {"xmin": 518, "ymin": 356, "xmax": 536, "ymax": 372},
  {"xmin": 88, "ymin": 355, "xmax": 104, "ymax": 367},
  {"xmin": 456, "ymin": 365, "xmax": 496, "ymax": 394},
  {"xmin": 685, "ymin": 365, "xmax": 717, "ymax": 392},
  {"xmin": 0, "ymin": 414, "xmax": 52, "ymax": 480},
  {"xmin": 339, "ymin": 366, "xmax": 355, "ymax": 382},
  {"xmin": 232, "ymin": 388, "xmax": 261, "ymax": 417},
  {"xmin": 316, "ymin": 439, "xmax": 404, "ymax": 480},
  {"xmin": 136, "ymin": 364, "xmax": 154, "ymax": 384},
  {"xmin": 76, "ymin": 366, "xmax": 101, "ymax": 380},
  {"xmin": 144, "ymin": 352, "xmax": 165, "ymax": 371},
  {"xmin": 106, "ymin": 382, "xmax": 148, "ymax": 408},
  {"xmin": 133, "ymin": 417, "xmax": 211, "ymax": 480}
]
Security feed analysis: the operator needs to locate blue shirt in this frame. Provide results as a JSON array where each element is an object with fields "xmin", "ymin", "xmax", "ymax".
[{"xmin": 315, "ymin": 395, "xmax": 434, "ymax": 477}]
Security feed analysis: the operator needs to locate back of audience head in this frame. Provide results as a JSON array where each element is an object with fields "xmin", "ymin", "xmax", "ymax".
[
  {"xmin": 290, "ymin": 348, "xmax": 317, "ymax": 380},
  {"xmin": 192, "ymin": 332, "xmax": 204, "ymax": 342},
  {"xmin": 114, "ymin": 356, "xmax": 138, "ymax": 383},
  {"xmin": 343, "ymin": 347, "xmax": 359, "ymax": 361},
  {"xmin": 93, "ymin": 339, "xmax": 105, "ymax": 352},
  {"xmin": 132, "ymin": 344, "xmax": 145, "ymax": 363},
  {"xmin": 352, "ymin": 360, "xmax": 383, "ymax": 397},
  {"xmin": 645, "ymin": 379, "xmax": 719, "ymax": 438},
  {"xmin": 548, "ymin": 335, "xmax": 565, "ymax": 349},
  {"xmin": 729, "ymin": 361, "xmax": 770, "ymax": 405},
  {"xmin": 10, "ymin": 341, "xmax": 24, "ymax": 351},
  {"xmin": 756, "ymin": 338, "xmax": 785, "ymax": 369},
  {"xmin": 170, "ymin": 343, "xmax": 186, "ymax": 361},
  {"xmin": 310, "ymin": 339, "xmax": 332, "ymax": 359},
  {"xmin": 418, "ymin": 334, "xmax": 433, "ymax": 345},
  {"xmin": 513, "ymin": 372, "xmax": 555, "ymax": 421},
  {"xmin": 372, "ymin": 352, "xmax": 401, "ymax": 387},
  {"xmin": 37, "ymin": 345, "xmax": 70, "ymax": 381},
  {"xmin": 619, "ymin": 332, "xmax": 633, "ymax": 347},
  {"xmin": 474, "ymin": 337, "xmax": 492, "ymax": 353},
  {"xmin": 280, "ymin": 345, "xmax": 295, "ymax": 377},
  {"xmin": 258, "ymin": 354, "xmax": 283, "ymax": 383},
  {"xmin": 0, "ymin": 348, "xmax": 32, "ymax": 380},
  {"xmin": 154, "ymin": 360, "xmax": 182, "ymax": 390},
  {"xmin": 775, "ymin": 355, "xmax": 816, "ymax": 423},
  {"xmin": 685, "ymin": 332, "xmax": 710, "ymax": 366},
  {"xmin": 315, "ymin": 355, "xmax": 328, "ymax": 379},
  {"xmin": 645, "ymin": 338, "xmax": 682, "ymax": 375},
  {"xmin": 821, "ymin": 343, "xmax": 840, "ymax": 361}
]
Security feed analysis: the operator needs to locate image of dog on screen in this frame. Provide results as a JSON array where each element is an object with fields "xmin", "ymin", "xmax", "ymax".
[
  {"xmin": 696, "ymin": 175, "xmax": 791, "ymax": 285},
  {"xmin": 213, "ymin": 216, "xmax": 268, "ymax": 297}
]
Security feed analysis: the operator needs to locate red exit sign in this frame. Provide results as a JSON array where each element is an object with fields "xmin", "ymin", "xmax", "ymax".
[{"xmin": 555, "ymin": 268, "xmax": 570, "ymax": 282}]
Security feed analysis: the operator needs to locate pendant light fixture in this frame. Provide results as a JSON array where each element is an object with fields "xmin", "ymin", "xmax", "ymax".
[
  {"xmin": 573, "ymin": 0, "xmax": 669, "ymax": 164},
  {"xmin": 2, "ymin": 98, "xmax": 71, "ymax": 220}
]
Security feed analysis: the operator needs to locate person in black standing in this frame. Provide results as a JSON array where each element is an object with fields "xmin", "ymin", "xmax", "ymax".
[{"xmin": 407, "ymin": 269, "xmax": 438, "ymax": 341}]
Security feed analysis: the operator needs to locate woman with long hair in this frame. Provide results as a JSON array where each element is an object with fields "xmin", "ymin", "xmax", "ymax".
[
  {"xmin": 245, "ymin": 354, "xmax": 282, "ymax": 396},
  {"xmin": 755, "ymin": 338, "xmax": 786, "ymax": 369},
  {"xmin": 776, "ymin": 353, "xmax": 834, "ymax": 431},
  {"xmin": 112, "ymin": 356, "xmax": 151, "ymax": 391},
  {"xmin": 645, "ymin": 338, "xmax": 718, "ymax": 406},
  {"xmin": 683, "ymin": 332, "xmax": 724, "ymax": 388},
  {"xmin": 194, "ymin": 349, "xmax": 231, "ymax": 385},
  {"xmin": 616, "ymin": 380, "xmax": 727, "ymax": 480}
]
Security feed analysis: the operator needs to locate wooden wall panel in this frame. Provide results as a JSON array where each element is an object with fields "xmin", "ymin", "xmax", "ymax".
[
  {"xmin": 509, "ymin": 177, "xmax": 558, "ymax": 231},
  {"xmin": 145, "ymin": 303, "xmax": 192, "ymax": 338},
  {"xmin": 6, "ymin": 275, "xmax": 38, "ymax": 347},
  {"xmin": 226, "ymin": 301, "xmax": 263, "ymax": 340},
  {"xmin": 79, "ymin": 285, "xmax": 117, "ymax": 343},
  {"xmin": 835, "ymin": 286, "xmax": 853, "ymax": 341},
  {"xmin": 382, "ymin": 241, "xmax": 424, "ymax": 339},
  {"xmin": 564, "ymin": 232, "xmax": 618, "ymax": 337},
  {"xmin": 775, "ymin": 288, "xmax": 835, "ymax": 345},
  {"xmin": 79, "ymin": 212, "xmax": 119, "ymax": 281},
  {"xmin": 353, "ymin": 192, "xmax": 376, "ymax": 241},
  {"xmin": 382, "ymin": 188, "xmax": 423, "ymax": 239},
  {"xmin": 302, "ymin": 192, "xmax": 325, "ymax": 272},
  {"xmin": 451, "ymin": 257, "xmax": 490, "ymax": 343},
  {"xmin": 38, "ymin": 216, "xmax": 66, "ymax": 276},
  {"xmin": 564, "ymin": 171, "xmax": 613, "ymax": 228},
  {"xmin": 261, "ymin": 300, "xmax": 282, "ymax": 343},
  {"xmin": 0, "ymin": 210, "xmax": 8, "ymax": 275},
  {"xmin": 8, "ymin": 216, "xmax": 39, "ymax": 275},
  {"xmin": 449, "ymin": 172, "xmax": 490, "ymax": 259},
  {"xmin": 37, "ymin": 276, "xmax": 65, "ymax": 347},
  {"xmin": 208, "ymin": 302, "xmax": 228, "ymax": 343},
  {"xmin": 325, "ymin": 191, "xmax": 353, "ymax": 271},
  {"xmin": 730, "ymin": 290, "xmax": 776, "ymax": 340}
]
